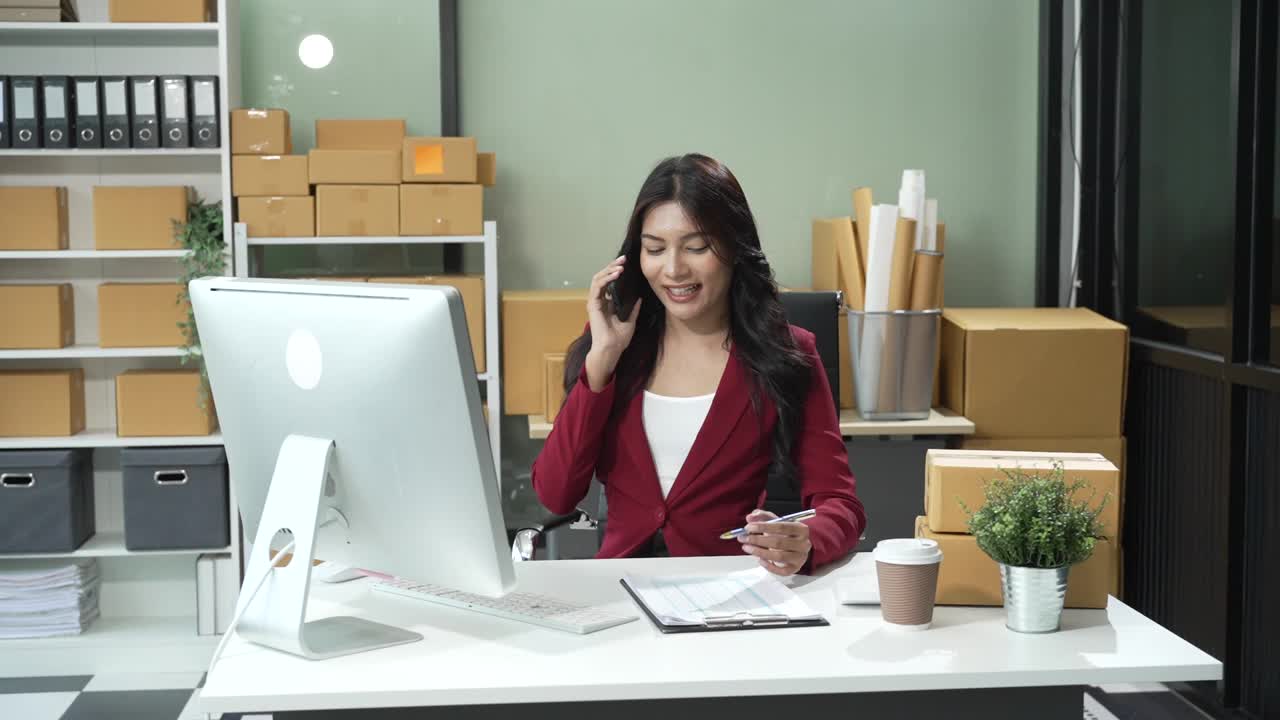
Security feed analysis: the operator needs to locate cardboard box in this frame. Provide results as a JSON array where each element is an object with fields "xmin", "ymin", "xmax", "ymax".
[
  {"xmin": 502, "ymin": 290, "xmax": 588, "ymax": 415},
  {"xmin": 238, "ymin": 196, "xmax": 315, "ymax": 238},
  {"xmin": 0, "ymin": 369, "xmax": 84, "ymax": 437},
  {"xmin": 93, "ymin": 186, "xmax": 189, "ymax": 250},
  {"xmin": 544, "ymin": 353, "xmax": 566, "ymax": 421},
  {"xmin": 316, "ymin": 185, "xmax": 399, "ymax": 237},
  {"xmin": 232, "ymin": 155, "xmax": 309, "ymax": 197},
  {"xmin": 231, "ymin": 109, "xmax": 292, "ymax": 155},
  {"xmin": 367, "ymin": 274, "xmax": 485, "ymax": 372},
  {"xmin": 0, "ymin": 285, "xmax": 74, "ymax": 349},
  {"xmin": 959, "ymin": 436, "xmax": 1127, "ymax": 542},
  {"xmin": 916, "ymin": 517, "xmax": 1118, "ymax": 609},
  {"xmin": 924, "ymin": 448, "xmax": 1121, "ymax": 538},
  {"xmin": 98, "ymin": 283, "xmax": 186, "ymax": 348},
  {"xmin": 477, "ymin": 152, "xmax": 497, "ymax": 187},
  {"xmin": 0, "ymin": 187, "xmax": 68, "ymax": 250},
  {"xmin": 399, "ymin": 184, "xmax": 482, "ymax": 236},
  {"xmin": 315, "ymin": 119, "xmax": 405, "ymax": 150},
  {"xmin": 115, "ymin": 370, "xmax": 217, "ymax": 437},
  {"xmin": 1136, "ymin": 305, "xmax": 1280, "ymax": 360},
  {"xmin": 402, "ymin": 136, "xmax": 477, "ymax": 183},
  {"xmin": 940, "ymin": 308, "xmax": 1128, "ymax": 437},
  {"xmin": 307, "ymin": 149, "xmax": 400, "ymax": 185},
  {"xmin": 109, "ymin": 0, "xmax": 211, "ymax": 22}
]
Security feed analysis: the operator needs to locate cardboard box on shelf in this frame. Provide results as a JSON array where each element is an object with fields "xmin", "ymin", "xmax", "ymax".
[
  {"xmin": 502, "ymin": 290, "xmax": 588, "ymax": 415},
  {"xmin": 232, "ymin": 155, "xmax": 309, "ymax": 197},
  {"xmin": 940, "ymin": 308, "xmax": 1128, "ymax": 438},
  {"xmin": 915, "ymin": 517, "xmax": 1119, "ymax": 609},
  {"xmin": 402, "ymin": 136, "xmax": 477, "ymax": 184},
  {"xmin": 115, "ymin": 370, "xmax": 217, "ymax": 437},
  {"xmin": 316, "ymin": 185, "xmax": 399, "ymax": 237},
  {"xmin": 307, "ymin": 149, "xmax": 400, "ymax": 185},
  {"xmin": 314, "ymin": 119, "xmax": 406, "ymax": 150},
  {"xmin": 0, "ymin": 187, "xmax": 68, "ymax": 251},
  {"xmin": 0, "ymin": 369, "xmax": 84, "ymax": 437},
  {"xmin": 0, "ymin": 284, "xmax": 74, "ymax": 350},
  {"xmin": 231, "ymin": 109, "xmax": 292, "ymax": 155},
  {"xmin": 93, "ymin": 186, "xmax": 190, "ymax": 250},
  {"xmin": 98, "ymin": 283, "xmax": 186, "ymax": 348},
  {"xmin": 108, "ymin": 0, "xmax": 211, "ymax": 22},
  {"xmin": 367, "ymin": 274, "xmax": 485, "ymax": 372},
  {"xmin": 924, "ymin": 448, "xmax": 1121, "ymax": 539},
  {"xmin": 399, "ymin": 184, "xmax": 482, "ymax": 237},
  {"xmin": 237, "ymin": 196, "xmax": 314, "ymax": 238},
  {"xmin": 477, "ymin": 152, "xmax": 497, "ymax": 187},
  {"xmin": 544, "ymin": 353, "xmax": 566, "ymax": 422}
]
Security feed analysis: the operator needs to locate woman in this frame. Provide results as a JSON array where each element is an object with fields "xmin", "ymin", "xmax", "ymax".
[{"xmin": 531, "ymin": 154, "xmax": 865, "ymax": 575}]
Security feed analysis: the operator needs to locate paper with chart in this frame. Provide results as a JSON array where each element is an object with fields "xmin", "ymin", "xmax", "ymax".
[{"xmin": 622, "ymin": 567, "xmax": 823, "ymax": 626}]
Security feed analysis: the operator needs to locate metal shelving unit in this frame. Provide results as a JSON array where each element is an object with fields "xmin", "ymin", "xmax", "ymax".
[{"xmin": 0, "ymin": 0, "xmax": 241, "ymax": 676}]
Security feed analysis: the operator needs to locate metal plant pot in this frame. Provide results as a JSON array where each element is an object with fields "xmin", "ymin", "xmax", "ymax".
[{"xmin": 999, "ymin": 564, "xmax": 1070, "ymax": 633}]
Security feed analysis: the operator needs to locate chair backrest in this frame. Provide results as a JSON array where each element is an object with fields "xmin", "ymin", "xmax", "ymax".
[
  {"xmin": 779, "ymin": 290, "xmax": 842, "ymax": 410},
  {"xmin": 769, "ymin": 290, "xmax": 843, "ymax": 515}
]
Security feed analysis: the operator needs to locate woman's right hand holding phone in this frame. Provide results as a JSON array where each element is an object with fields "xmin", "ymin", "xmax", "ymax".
[{"xmin": 585, "ymin": 256, "xmax": 642, "ymax": 391}]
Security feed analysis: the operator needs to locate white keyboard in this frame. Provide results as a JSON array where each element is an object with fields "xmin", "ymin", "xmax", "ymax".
[{"xmin": 370, "ymin": 578, "xmax": 638, "ymax": 634}]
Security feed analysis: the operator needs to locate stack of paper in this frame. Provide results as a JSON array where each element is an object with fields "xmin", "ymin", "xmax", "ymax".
[{"xmin": 0, "ymin": 560, "xmax": 101, "ymax": 639}]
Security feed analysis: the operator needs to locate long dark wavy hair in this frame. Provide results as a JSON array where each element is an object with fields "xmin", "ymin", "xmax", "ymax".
[{"xmin": 563, "ymin": 153, "xmax": 812, "ymax": 490}]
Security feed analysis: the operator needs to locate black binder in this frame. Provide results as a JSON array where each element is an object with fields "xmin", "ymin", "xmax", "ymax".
[
  {"xmin": 160, "ymin": 75, "xmax": 189, "ymax": 148},
  {"xmin": 41, "ymin": 77, "xmax": 71, "ymax": 149},
  {"xmin": 102, "ymin": 77, "xmax": 130, "ymax": 149},
  {"xmin": 129, "ymin": 76, "xmax": 159, "ymax": 148},
  {"xmin": 190, "ymin": 76, "xmax": 219, "ymax": 148},
  {"xmin": 74, "ymin": 77, "xmax": 102, "ymax": 149},
  {"xmin": 11, "ymin": 77, "xmax": 40, "ymax": 149},
  {"xmin": 619, "ymin": 579, "xmax": 829, "ymax": 634},
  {"xmin": 0, "ymin": 76, "xmax": 10, "ymax": 149}
]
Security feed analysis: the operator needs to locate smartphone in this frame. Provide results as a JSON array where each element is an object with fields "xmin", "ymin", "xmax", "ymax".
[{"xmin": 605, "ymin": 258, "xmax": 642, "ymax": 320}]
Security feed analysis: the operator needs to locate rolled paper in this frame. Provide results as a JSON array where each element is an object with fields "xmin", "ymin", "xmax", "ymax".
[
  {"xmin": 852, "ymin": 187, "xmax": 873, "ymax": 283},
  {"xmin": 886, "ymin": 216, "xmax": 917, "ymax": 311},
  {"xmin": 909, "ymin": 250, "xmax": 943, "ymax": 311}
]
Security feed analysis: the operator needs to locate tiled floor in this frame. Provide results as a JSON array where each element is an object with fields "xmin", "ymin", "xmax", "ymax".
[{"xmin": 0, "ymin": 677, "xmax": 1220, "ymax": 719}]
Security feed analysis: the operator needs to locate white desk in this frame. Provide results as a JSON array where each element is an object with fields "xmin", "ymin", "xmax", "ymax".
[{"xmin": 199, "ymin": 555, "xmax": 1220, "ymax": 719}]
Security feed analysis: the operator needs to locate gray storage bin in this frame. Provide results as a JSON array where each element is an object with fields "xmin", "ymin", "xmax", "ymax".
[
  {"xmin": 0, "ymin": 449, "xmax": 95, "ymax": 553},
  {"xmin": 121, "ymin": 446, "xmax": 229, "ymax": 551}
]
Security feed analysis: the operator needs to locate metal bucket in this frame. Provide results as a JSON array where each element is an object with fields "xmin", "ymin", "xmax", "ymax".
[
  {"xmin": 846, "ymin": 309, "xmax": 940, "ymax": 420},
  {"xmin": 999, "ymin": 564, "xmax": 1070, "ymax": 633}
]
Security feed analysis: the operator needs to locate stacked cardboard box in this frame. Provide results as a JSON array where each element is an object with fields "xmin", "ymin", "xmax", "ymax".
[
  {"xmin": 94, "ymin": 186, "xmax": 190, "ymax": 250},
  {"xmin": 231, "ymin": 113, "xmax": 498, "ymax": 239},
  {"xmin": 915, "ymin": 449, "xmax": 1122, "ymax": 609},
  {"xmin": 230, "ymin": 109, "xmax": 315, "ymax": 237}
]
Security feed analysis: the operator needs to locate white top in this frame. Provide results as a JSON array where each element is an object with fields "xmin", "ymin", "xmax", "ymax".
[
  {"xmin": 199, "ymin": 554, "xmax": 1222, "ymax": 716},
  {"xmin": 642, "ymin": 391, "xmax": 715, "ymax": 499}
]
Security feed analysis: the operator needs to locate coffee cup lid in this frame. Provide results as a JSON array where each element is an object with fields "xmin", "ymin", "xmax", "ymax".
[{"xmin": 873, "ymin": 538, "xmax": 943, "ymax": 565}]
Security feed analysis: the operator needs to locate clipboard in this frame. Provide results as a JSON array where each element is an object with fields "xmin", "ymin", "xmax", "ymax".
[{"xmin": 619, "ymin": 575, "xmax": 829, "ymax": 634}]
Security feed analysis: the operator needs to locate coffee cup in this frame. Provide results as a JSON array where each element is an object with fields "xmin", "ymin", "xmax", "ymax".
[{"xmin": 873, "ymin": 538, "xmax": 943, "ymax": 630}]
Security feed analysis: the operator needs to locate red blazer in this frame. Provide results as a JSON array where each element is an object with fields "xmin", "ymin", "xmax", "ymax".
[{"xmin": 531, "ymin": 326, "xmax": 865, "ymax": 571}]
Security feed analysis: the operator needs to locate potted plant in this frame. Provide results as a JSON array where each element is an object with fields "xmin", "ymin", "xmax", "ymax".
[
  {"xmin": 174, "ymin": 198, "xmax": 225, "ymax": 408},
  {"xmin": 963, "ymin": 462, "xmax": 1109, "ymax": 633}
]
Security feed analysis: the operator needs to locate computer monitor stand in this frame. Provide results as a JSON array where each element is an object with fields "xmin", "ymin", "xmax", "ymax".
[{"xmin": 234, "ymin": 434, "xmax": 423, "ymax": 660}]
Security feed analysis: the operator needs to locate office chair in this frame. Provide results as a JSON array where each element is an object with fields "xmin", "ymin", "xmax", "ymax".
[{"xmin": 512, "ymin": 290, "xmax": 844, "ymax": 561}]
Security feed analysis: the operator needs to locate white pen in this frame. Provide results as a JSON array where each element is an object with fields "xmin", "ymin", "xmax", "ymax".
[{"xmin": 719, "ymin": 508, "xmax": 818, "ymax": 540}]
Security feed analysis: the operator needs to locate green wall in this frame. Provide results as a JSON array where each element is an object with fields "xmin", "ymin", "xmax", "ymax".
[{"xmin": 458, "ymin": 0, "xmax": 1040, "ymax": 306}]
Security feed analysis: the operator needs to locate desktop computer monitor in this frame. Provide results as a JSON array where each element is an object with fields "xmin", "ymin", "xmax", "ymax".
[{"xmin": 189, "ymin": 277, "xmax": 515, "ymax": 659}]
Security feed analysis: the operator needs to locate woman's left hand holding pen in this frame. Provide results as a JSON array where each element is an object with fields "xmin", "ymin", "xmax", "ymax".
[{"xmin": 738, "ymin": 509, "xmax": 811, "ymax": 576}]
